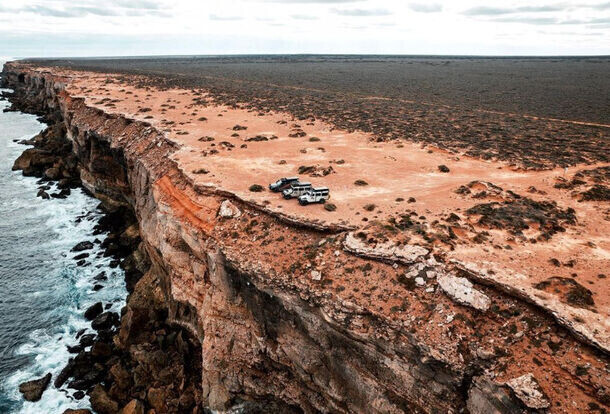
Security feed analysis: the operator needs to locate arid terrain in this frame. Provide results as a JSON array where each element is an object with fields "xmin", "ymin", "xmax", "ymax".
[{"xmin": 3, "ymin": 57, "xmax": 609, "ymax": 413}]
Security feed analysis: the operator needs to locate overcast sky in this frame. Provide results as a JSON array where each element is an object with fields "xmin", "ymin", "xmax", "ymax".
[{"xmin": 0, "ymin": 0, "xmax": 608, "ymax": 58}]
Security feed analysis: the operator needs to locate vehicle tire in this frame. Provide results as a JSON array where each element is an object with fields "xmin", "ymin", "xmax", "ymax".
[{"xmin": 300, "ymin": 199, "xmax": 308, "ymax": 206}]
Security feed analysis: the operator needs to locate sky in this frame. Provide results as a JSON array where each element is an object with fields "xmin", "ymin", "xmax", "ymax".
[{"xmin": 0, "ymin": 0, "xmax": 608, "ymax": 57}]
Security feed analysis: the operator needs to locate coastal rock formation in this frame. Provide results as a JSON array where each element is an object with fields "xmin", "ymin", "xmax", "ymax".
[
  {"xmin": 18, "ymin": 373, "xmax": 52, "ymax": 402},
  {"xmin": 3, "ymin": 62, "xmax": 609, "ymax": 414}
]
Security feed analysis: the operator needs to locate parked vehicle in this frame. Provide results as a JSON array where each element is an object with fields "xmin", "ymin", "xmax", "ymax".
[
  {"xmin": 269, "ymin": 177, "xmax": 299, "ymax": 192},
  {"xmin": 282, "ymin": 182, "xmax": 312, "ymax": 199},
  {"xmin": 298, "ymin": 187, "xmax": 330, "ymax": 205}
]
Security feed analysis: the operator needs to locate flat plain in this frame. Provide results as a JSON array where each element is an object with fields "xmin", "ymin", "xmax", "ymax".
[{"xmin": 36, "ymin": 55, "xmax": 610, "ymax": 168}]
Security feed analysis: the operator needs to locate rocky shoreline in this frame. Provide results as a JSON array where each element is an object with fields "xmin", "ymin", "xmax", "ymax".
[
  {"xmin": 2, "ymin": 62, "xmax": 609, "ymax": 414},
  {"xmin": 5, "ymin": 92, "xmax": 204, "ymax": 413}
]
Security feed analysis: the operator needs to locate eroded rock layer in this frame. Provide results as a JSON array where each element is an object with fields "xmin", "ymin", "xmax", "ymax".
[{"xmin": 2, "ymin": 63, "xmax": 609, "ymax": 414}]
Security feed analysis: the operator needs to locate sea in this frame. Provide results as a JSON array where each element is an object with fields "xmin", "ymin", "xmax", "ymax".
[{"xmin": 0, "ymin": 61, "xmax": 127, "ymax": 413}]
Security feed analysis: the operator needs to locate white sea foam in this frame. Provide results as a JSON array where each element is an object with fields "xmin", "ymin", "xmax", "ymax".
[{"xmin": 0, "ymin": 96, "xmax": 127, "ymax": 413}]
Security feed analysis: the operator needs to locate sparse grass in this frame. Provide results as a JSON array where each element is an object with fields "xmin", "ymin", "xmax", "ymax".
[
  {"xmin": 324, "ymin": 203, "xmax": 337, "ymax": 212},
  {"xmin": 354, "ymin": 179, "xmax": 368, "ymax": 186},
  {"xmin": 249, "ymin": 184, "xmax": 264, "ymax": 192}
]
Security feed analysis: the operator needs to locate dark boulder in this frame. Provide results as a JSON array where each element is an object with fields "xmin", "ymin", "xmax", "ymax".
[
  {"xmin": 37, "ymin": 189, "xmax": 50, "ymax": 199},
  {"xmin": 73, "ymin": 252, "xmax": 89, "ymax": 260},
  {"xmin": 79, "ymin": 333, "xmax": 96, "ymax": 347},
  {"xmin": 91, "ymin": 312, "xmax": 119, "ymax": 331},
  {"xmin": 90, "ymin": 385, "xmax": 119, "ymax": 414},
  {"xmin": 67, "ymin": 344, "xmax": 84, "ymax": 354},
  {"xmin": 93, "ymin": 271, "xmax": 107, "ymax": 281},
  {"xmin": 71, "ymin": 241, "xmax": 93, "ymax": 252},
  {"xmin": 18, "ymin": 373, "xmax": 51, "ymax": 402},
  {"xmin": 84, "ymin": 302, "xmax": 103, "ymax": 321},
  {"xmin": 44, "ymin": 167, "xmax": 61, "ymax": 180},
  {"xmin": 54, "ymin": 359, "xmax": 75, "ymax": 388},
  {"xmin": 91, "ymin": 341, "xmax": 113, "ymax": 359}
]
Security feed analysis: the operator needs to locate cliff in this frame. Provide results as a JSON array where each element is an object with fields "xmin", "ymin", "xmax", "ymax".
[{"xmin": 2, "ymin": 62, "xmax": 609, "ymax": 414}]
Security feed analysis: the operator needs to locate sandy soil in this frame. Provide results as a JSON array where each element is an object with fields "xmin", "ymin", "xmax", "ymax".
[{"xmin": 54, "ymin": 69, "xmax": 608, "ymax": 324}]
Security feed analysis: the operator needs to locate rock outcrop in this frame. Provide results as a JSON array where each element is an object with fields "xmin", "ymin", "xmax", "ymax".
[
  {"xmin": 3, "ymin": 62, "xmax": 609, "ymax": 414},
  {"xmin": 18, "ymin": 373, "xmax": 52, "ymax": 402}
]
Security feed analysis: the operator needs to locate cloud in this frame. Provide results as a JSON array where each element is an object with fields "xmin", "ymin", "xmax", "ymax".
[
  {"xmin": 591, "ymin": 1, "xmax": 610, "ymax": 10},
  {"xmin": 262, "ymin": 0, "xmax": 363, "ymax": 2},
  {"xmin": 492, "ymin": 16, "xmax": 559, "ymax": 25},
  {"xmin": 463, "ymin": 5, "xmax": 564, "ymax": 16},
  {"xmin": 209, "ymin": 14, "xmax": 243, "ymax": 21},
  {"xmin": 494, "ymin": 15, "xmax": 610, "ymax": 25},
  {"xmin": 332, "ymin": 8, "xmax": 392, "ymax": 16},
  {"xmin": 588, "ymin": 16, "xmax": 610, "ymax": 23},
  {"xmin": 0, "ymin": 1, "xmax": 167, "ymax": 18},
  {"xmin": 23, "ymin": 5, "xmax": 120, "ymax": 17},
  {"xmin": 409, "ymin": 3, "xmax": 442, "ymax": 13},
  {"xmin": 291, "ymin": 14, "xmax": 318, "ymax": 20},
  {"xmin": 110, "ymin": 0, "xmax": 163, "ymax": 9}
]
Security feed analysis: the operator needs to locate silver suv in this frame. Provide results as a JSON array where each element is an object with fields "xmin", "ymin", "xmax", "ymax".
[
  {"xmin": 269, "ymin": 177, "xmax": 299, "ymax": 192},
  {"xmin": 282, "ymin": 182, "xmax": 313, "ymax": 199}
]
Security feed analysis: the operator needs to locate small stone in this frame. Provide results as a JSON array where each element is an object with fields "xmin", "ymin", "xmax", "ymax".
[
  {"xmin": 476, "ymin": 348, "xmax": 496, "ymax": 360},
  {"xmin": 415, "ymin": 277, "xmax": 426, "ymax": 286},
  {"xmin": 437, "ymin": 273, "xmax": 490, "ymax": 311},
  {"xmin": 505, "ymin": 373, "xmax": 550, "ymax": 410},
  {"xmin": 311, "ymin": 270, "xmax": 322, "ymax": 281},
  {"xmin": 218, "ymin": 199, "xmax": 241, "ymax": 218},
  {"xmin": 120, "ymin": 399, "xmax": 145, "ymax": 414}
]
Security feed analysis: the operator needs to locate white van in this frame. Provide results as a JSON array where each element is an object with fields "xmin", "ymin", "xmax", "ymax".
[
  {"xmin": 282, "ymin": 182, "xmax": 312, "ymax": 199},
  {"xmin": 298, "ymin": 187, "xmax": 330, "ymax": 205}
]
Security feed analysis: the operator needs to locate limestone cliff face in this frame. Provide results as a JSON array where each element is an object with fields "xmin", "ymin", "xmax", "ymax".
[{"xmin": 3, "ymin": 63, "xmax": 607, "ymax": 414}]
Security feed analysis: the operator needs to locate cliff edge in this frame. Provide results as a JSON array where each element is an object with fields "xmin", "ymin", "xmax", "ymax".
[{"xmin": 2, "ymin": 62, "xmax": 609, "ymax": 414}]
